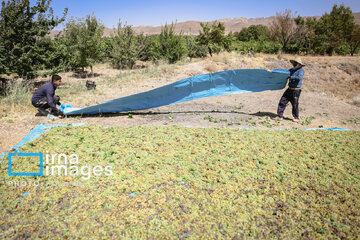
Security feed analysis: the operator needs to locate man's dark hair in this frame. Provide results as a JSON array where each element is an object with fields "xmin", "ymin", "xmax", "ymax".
[{"xmin": 51, "ymin": 74, "xmax": 62, "ymax": 82}]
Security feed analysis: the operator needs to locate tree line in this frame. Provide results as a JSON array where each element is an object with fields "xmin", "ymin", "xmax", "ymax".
[{"xmin": 0, "ymin": 0, "xmax": 359, "ymax": 82}]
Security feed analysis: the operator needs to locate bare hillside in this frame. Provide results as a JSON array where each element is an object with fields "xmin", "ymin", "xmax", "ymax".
[
  {"xmin": 107, "ymin": 13, "xmax": 359, "ymax": 36},
  {"xmin": 49, "ymin": 13, "xmax": 360, "ymax": 38},
  {"xmin": 130, "ymin": 17, "xmax": 276, "ymax": 35},
  {"xmin": 354, "ymin": 12, "xmax": 360, "ymax": 25}
]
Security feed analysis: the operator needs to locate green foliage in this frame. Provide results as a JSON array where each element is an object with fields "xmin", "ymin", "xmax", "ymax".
[
  {"xmin": 197, "ymin": 22, "xmax": 226, "ymax": 56},
  {"xmin": 349, "ymin": 25, "xmax": 360, "ymax": 56},
  {"xmin": 110, "ymin": 21, "xmax": 139, "ymax": 69},
  {"xmin": 291, "ymin": 16, "xmax": 317, "ymax": 54},
  {"xmin": 235, "ymin": 25, "xmax": 269, "ymax": 41},
  {"xmin": 0, "ymin": 43, "xmax": 6, "ymax": 74},
  {"xmin": 285, "ymin": 43, "xmax": 300, "ymax": 54},
  {"xmin": 0, "ymin": 0, "xmax": 67, "ymax": 80},
  {"xmin": 299, "ymin": 116, "xmax": 316, "ymax": 126},
  {"xmin": 150, "ymin": 23, "xmax": 188, "ymax": 64},
  {"xmin": 268, "ymin": 4, "xmax": 357, "ymax": 56},
  {"xmin": 184, "ymin": 36, "xmax": 208, "ymax": 59},
  {"xmin": 43, "ymin": 36, "xmax": 73, "ymax": 74},
  {"xmin": 260, "ymin": 41, "xmax": 282, "ymax": 54},
  {"xmin": 224, "ymin": 32, "xmax": 237, "ymax": 52},
  {"xmin": 136, "ymin": 34, "xmax": 156, "ymax": 61},
  {"xmin": 235, "ymin": 40, "xmax": 281, "ymax": 54},
  {"xmin": 317, "ymin": 4, "xmax": 355, "ymax": 55},
  {"xmin": 102, "ymin": 37, "xmax": 114, "ymax": 60},
  {"xmin": 63, "ymin": 14, "xmax": 105, "ymax": 75},
  {"xmin": 335, "ymin": 44, "xmax": 351, "ymax": 55}
]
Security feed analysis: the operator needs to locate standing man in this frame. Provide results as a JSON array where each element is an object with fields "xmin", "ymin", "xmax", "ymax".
[
  {"xmin": 32, "ymin": 74, "xmax": 64, "ymax": 116},
  {"xmin": 275, "ymin": 58, "xmax": 305, "ymax": 122}
]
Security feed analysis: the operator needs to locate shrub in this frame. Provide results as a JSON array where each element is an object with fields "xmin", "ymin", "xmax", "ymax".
[
  {"xmin": 44, "ymin": 37, "xmax": 73, "ymax": 74},
  {"xmin": 185, "ymin": 36, "xmax": 208, "ymax": 59},
  {"xmin": 110, "ymin": 21, "xmax": 139, "ymax": 69},
  {"xmin": 234, "ymin": 40, "xmax": 281, "ymax": 54},
  {"xmin": 63, "ymin": 14, "xmax": 105, "ymax": 76},
  {"xmin": 261, "ymin": 41, "xmax": 282, "ymax": 54},
  {"xmin": 335, "ymin": 44, "xmax": 351, "ymax": 55},
  {"xmin": 197, "ymin": 22, "xmax": 226, "ymax": 56},
  {"xmin": 150, "ymin": 23, "xmax": 188, "ymax": 64}
]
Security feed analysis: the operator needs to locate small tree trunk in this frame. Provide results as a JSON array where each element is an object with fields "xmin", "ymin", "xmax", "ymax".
[{"xmin": 90, "ymin": 66, "xmax": 94, "ymax": 78}]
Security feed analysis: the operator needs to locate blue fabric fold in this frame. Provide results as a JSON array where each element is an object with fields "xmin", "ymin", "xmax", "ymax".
[{"xmin": 63, "ymin": 69, "xmax": 290, "ymax": 115}]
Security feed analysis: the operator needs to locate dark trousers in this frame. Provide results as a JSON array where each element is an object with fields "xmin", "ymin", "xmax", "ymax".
[
  {"xmin": 277, "ymin": 88, "xmax": 301, "ymax": 119},
  {"xmin": 32, "ymin": 96, "xmax": 61, "ymax": 110}
]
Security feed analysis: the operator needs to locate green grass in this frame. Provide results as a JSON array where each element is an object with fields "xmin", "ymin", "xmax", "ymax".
[
  {"xmin": 0, "ymin": 81, "xmax": 33, "ymax": 117},
  {"xmin": 299, "ymin": 116, "xmax": 316, "ymax": 126},
  {"xmin": 1, "ymin": 126, "xmax": 360, "ymax": 239},
  {"xmin": 233, "ymin": 103, "xmax": 244, "ymax": 110},
  {"xmin": 346, "ymin": 118, "xmax": 360, "ymax": 125},
  {"xmin": 204, "ymin": 115, "xmax": 228, "ymax": 123}
]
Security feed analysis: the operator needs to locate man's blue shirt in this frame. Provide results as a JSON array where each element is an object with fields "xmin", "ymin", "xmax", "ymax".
[{"xmin": 288, "ymin": 67, "xmax": 304, "ymax": 88}]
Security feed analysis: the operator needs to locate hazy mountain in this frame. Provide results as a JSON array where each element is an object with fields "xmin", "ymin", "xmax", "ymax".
[{"xmin": 50, "ymin": 13, "xmax": 360, "ymax": 38}]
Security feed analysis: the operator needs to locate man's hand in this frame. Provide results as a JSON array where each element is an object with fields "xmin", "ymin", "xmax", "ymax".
[{"xmin": 53, "ymin": 109, "xmax": 65, "ymax": 118}]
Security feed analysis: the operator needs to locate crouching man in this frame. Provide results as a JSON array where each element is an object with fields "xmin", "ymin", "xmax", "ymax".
[{"xmin": 32, "ymin": 74, "xmax": 64, "ymax": 117}]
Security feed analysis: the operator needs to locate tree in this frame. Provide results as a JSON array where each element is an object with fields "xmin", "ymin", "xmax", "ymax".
[
  {"xmin": 63, "ymin": 14, "xmax": 105, "ymax": 77},
  {"xmin": 184, "ymin": 36, "xmax": 208, "ymax": 59},
  {"xmin": 288, "ymin": 16, "xmax": 319, "ymax": 54},
  {"xmin": 44, "ymin": 36, "xmax": 73, "ymax": 74},
  {"xmin": 136, "ymin": 34, "xmax": 155, "ymax": 62},
  {"xmin": 110, "ymin": 21, "xmax": 140, "ymax": 69},
  {"xmin": 236, "ymin": 25, "xmax": 269, "ymax": 41},
  {"xmin": 269, "ymin": 9, "xmax": 296, "ymax": 52},
  {"xmin": 0, "ymin": 0, "xmax": 67, "ymax": 80},
  {"xmin": 150, "ymin": 23, "xmax": 188, "ymax": 64},
  {"xmin": 349, "ymin": 25, "xmax": 360, "ymax": 56},
  {"xmin": 197, "ymin": 22, "xmax": 226, "ymax": 56},
  {"xmin": 224, "ymin": 32, "xmax": 236, "ymax": 52},
  {"xmin": 317, "ymin": 4, "xmax": 355, "ymax": 55}
]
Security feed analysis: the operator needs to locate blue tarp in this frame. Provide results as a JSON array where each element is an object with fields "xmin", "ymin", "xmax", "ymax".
[
  {"xmin": 62, "ymin": 69, "xmax": 290, "ymax": 115},
  {"xmin": 305, "ymin": 127, "xmax": 352, "ymax": 131}
]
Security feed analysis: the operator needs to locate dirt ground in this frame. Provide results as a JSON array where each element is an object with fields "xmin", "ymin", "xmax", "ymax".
[{"xmin": 1, "ymin": 54, "xmax": 360, "ymax": 155}]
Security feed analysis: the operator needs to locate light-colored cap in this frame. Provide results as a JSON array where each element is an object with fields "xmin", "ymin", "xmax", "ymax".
[{"xmin": 290, "ymin": 58, "xmax": 305, "ymax": 66}]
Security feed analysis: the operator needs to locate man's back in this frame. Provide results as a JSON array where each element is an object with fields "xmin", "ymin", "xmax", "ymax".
[{"xmin": 32, "ymin": 82, "xmax": 55, "ymax": 105}]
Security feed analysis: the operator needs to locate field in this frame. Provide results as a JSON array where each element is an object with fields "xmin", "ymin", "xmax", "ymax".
[
  {"xmin": 1, "ymin": 126, "xmax": 360, "ymax": 239},
  {"xmin": 1, "ymin": 53, "xmax": 360, "ymax": 239}
]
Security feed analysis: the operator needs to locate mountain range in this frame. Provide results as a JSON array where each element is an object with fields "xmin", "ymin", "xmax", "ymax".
[{"xmin": 51, "ymin": 12, "xmax": 360, "ymax": 37}]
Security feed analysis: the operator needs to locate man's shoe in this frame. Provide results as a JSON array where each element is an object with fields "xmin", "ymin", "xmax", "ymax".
[
  {"xmin": 293, "ymin": 118, "xmax": 300, "ymax": 122},
  {"xmin": 274, "ymin": 116, "xmax": 283, "ymax": 121}
]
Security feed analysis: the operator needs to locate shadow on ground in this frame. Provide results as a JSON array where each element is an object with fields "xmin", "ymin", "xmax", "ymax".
[{"xmin": 60, "ymin": 110, "xmax": 284, "ymax": 119}]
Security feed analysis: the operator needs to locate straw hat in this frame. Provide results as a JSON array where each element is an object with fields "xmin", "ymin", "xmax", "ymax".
[{"xmin": 290, "ymin": 58, "xmax": 305, "ymax": 67}]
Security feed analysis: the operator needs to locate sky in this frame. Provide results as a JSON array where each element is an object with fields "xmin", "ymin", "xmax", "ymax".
[{"xmin": 34, "ymin": 0, "xmax": 360, "ymax": 29}]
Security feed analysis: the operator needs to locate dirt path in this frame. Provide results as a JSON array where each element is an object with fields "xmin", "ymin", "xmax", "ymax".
[{"xmin": 1, "ymin": 55, "xmax": 360, "ymax": 155}]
